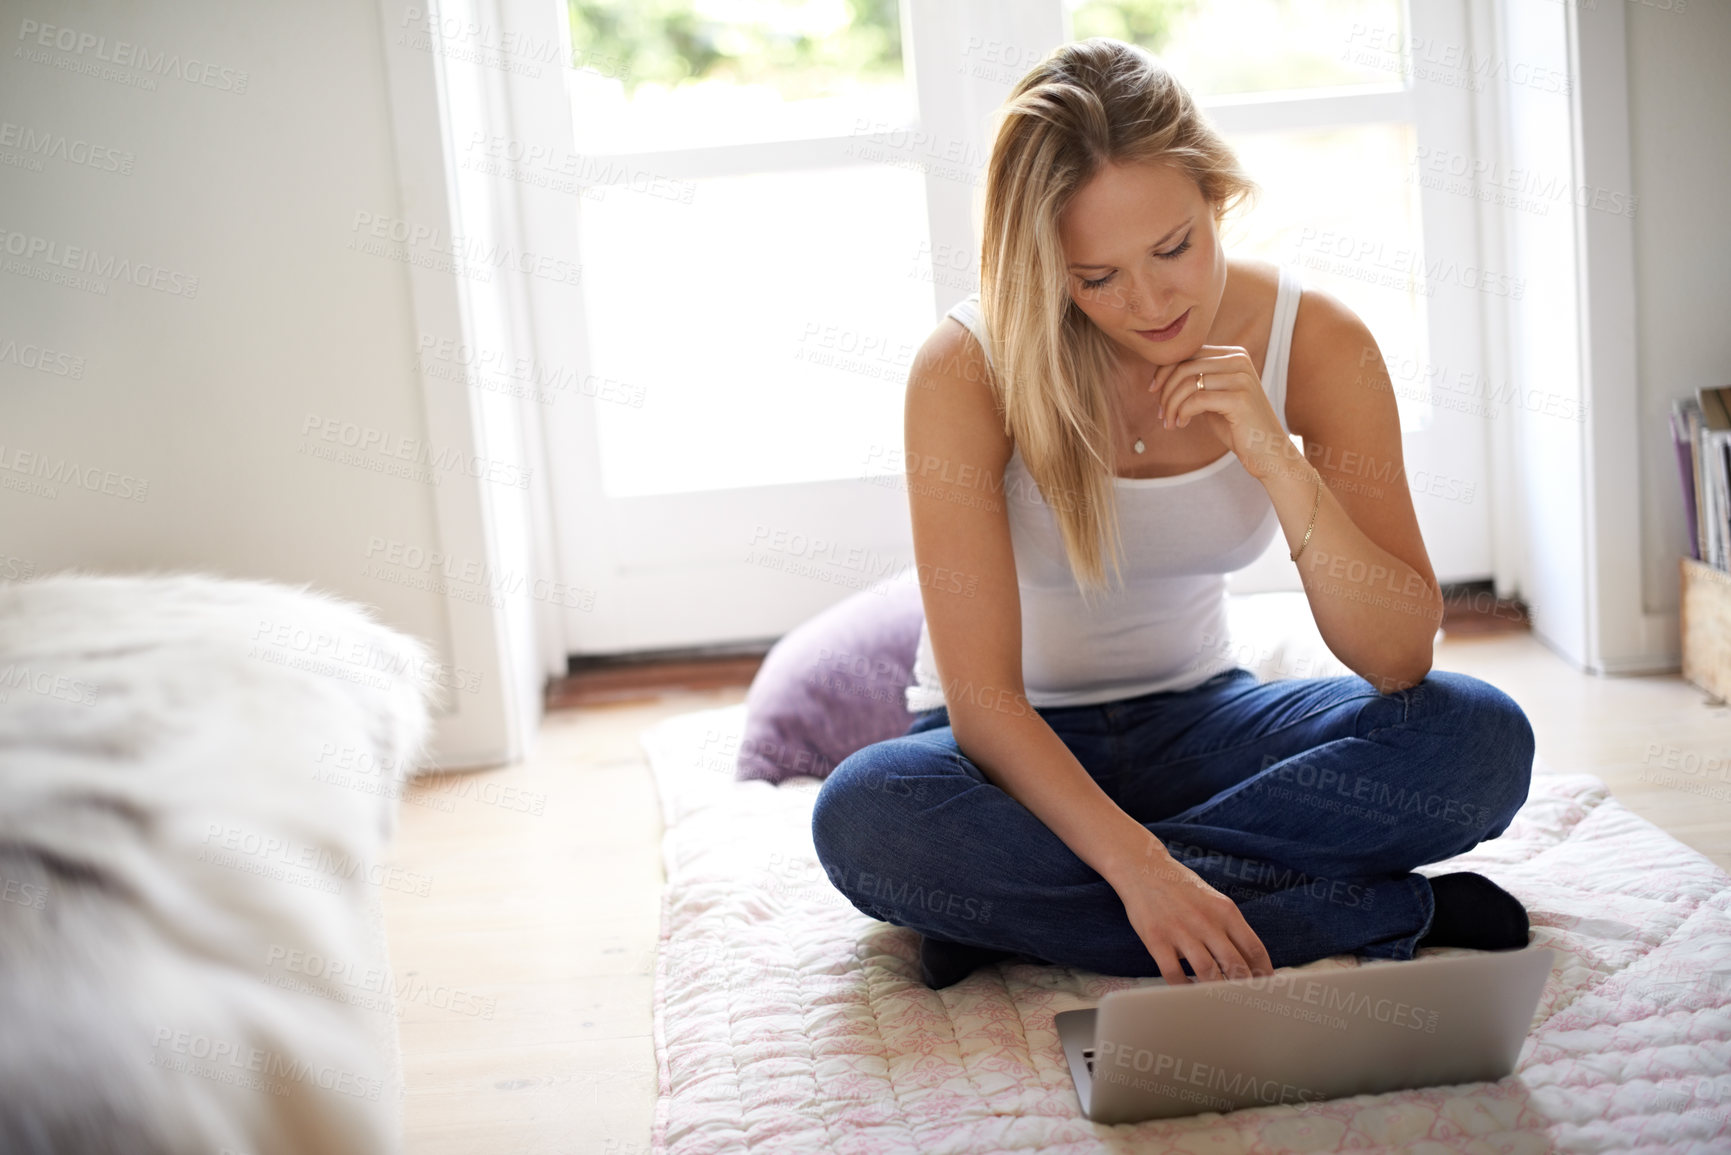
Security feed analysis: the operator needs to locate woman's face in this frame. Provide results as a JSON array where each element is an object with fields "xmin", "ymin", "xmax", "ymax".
[{"xmin": 1057, "ymin": 158, "xmax": 1226, "ymax": 373}]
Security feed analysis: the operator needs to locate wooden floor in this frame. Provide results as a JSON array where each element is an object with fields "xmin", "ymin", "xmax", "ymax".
[{"xmin": 382, "ymin": 628, "xmax": 1731, "ymax": 1155}]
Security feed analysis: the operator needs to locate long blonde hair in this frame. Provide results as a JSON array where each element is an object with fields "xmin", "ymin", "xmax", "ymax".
[{"xmin": 980, "ymin": 38, "xmax": 1257, "ymax": 603}]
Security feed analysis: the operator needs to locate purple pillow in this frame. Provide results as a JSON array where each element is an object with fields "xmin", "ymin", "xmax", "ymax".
[{"xmin": 735, "ymin": 574, "xmax": 925, "ymax": 783}]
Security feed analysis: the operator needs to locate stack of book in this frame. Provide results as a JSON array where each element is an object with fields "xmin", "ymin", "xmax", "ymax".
[{"xmin": 1671, "ymin": 386, "xmax": 1731, "ymax": 573}]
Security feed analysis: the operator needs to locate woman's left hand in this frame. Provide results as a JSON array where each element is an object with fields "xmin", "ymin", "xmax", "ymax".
[{"xmin": 1149, "ymin": 346, "xmax": 1293, "ymax": 483}]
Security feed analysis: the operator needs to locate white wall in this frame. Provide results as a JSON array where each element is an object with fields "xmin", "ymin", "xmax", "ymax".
[
  {"xmin": 1629, "ymin": 0, "xmax": 1731, "ymax": 616},
  {"xmin": 0, "ymin": 0, "xmax": 543, "ymax": 766}
]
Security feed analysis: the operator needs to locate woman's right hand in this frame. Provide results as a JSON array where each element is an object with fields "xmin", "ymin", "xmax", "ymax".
[{"xmin": 1110, "ymin": 845, "xmax": 1275, "ymax": 984}]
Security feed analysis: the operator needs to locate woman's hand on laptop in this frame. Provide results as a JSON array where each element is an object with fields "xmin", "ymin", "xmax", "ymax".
[{"xmin": 1112, "ymin": 842, "xmax": 1274, "ymax": 985}]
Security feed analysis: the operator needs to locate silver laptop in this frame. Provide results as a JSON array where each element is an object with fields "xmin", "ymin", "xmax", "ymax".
[{"xmin": 1056, "ymin": 947, "xmax": 1555, "ymax": 1124}]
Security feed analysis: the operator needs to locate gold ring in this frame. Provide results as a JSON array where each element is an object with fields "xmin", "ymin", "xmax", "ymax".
[{"xmin": 1197, "ymin": 375, "xmax": 1206, "ymax": 391}]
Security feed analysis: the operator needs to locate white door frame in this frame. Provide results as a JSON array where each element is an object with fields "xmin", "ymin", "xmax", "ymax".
[
  {"xmin": 374, "ymin": 0, "xmax": 555, "ymax": 768},
  {"xmin": 1569, "ymin": 0, "xmax": 1665, "ymax": 673},
  {"xmin": 1472, "ymin": 0, "xmax": 1662, "ymax": 674}
]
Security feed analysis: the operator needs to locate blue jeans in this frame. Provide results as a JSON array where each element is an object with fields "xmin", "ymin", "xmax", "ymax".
[{"xmin": 810, "ymin": 668, "xmax": 1534, "ymax": 977}]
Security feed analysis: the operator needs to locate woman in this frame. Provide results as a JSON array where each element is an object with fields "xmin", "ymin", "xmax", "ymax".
[{"xmin": 811, "ymin": 38, "xmax": 1535, "ymax": 991}]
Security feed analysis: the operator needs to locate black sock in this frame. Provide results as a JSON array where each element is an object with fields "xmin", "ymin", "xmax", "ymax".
[
  {"xmin": 918, "ymin": 935, "xmax": 1013, "ymax": 989},
  {"xmin": 1418, "ymin": 871, "xmax": 1529, "ymax": 951}
]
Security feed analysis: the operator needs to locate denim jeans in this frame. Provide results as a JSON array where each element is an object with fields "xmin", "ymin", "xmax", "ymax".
[{"xmin": 810, "ymin": 668, "xmax": 1535, "ymax": 978}]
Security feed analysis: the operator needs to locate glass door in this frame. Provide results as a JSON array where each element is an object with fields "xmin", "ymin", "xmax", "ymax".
[{"xmin": 545, "ymin": 0, "xmax": 1491, "ymax": 653}]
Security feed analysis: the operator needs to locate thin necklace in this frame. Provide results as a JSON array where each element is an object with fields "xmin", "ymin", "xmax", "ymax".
[{"xmin": 1131, "ymin": 374, "xmax": 1205, "ymax": 454}]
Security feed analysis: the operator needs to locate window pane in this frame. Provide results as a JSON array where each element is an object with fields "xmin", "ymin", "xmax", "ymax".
[
  {"xmin": 582, "ymin": 165, "xmax": 932, "ymax": 497},
  {"xmin": 1222, "ymin": 122, "xmax": 1432, "ymax": 432},
  {"xmin": 1065, "ymin": 0, "xmax": 1408, "ymax": 98},
  {"xmin": 567, "ymin": 0, "xmax": 913, "ymax": 153}
]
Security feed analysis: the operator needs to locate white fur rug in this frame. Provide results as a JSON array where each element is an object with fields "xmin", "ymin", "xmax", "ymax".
[{"xmin": 0, "ymin": 573, "xmax": 434, "ymax": 1155}]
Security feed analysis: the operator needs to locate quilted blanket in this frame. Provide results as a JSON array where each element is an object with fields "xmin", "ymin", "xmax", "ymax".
[{"xmin": 642, "ymin": 703, "xmax": 1731, "ymax": 1154}]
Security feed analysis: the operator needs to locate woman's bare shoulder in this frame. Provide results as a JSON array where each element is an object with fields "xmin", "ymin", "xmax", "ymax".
[
  {"xmin": 913, "ymin": 313, "xmax": 990, "ymax": 384},
  {"xmin": 1284, "ymin": 280, "xmax": 1382, "ymax": 439},
  {"xmin": 906, "ymin": 314, "xmax": 1012, "ymax": 460}
]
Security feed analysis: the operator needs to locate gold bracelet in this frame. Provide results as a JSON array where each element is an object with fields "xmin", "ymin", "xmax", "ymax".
[{"xmin": 1290, "ymin": 469, "xmax": 1321, "ymax": 563}]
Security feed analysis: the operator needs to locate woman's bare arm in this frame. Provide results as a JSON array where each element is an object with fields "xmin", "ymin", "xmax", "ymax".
[
  {"xmin": 904, "ymin": 319, "xmax": 1272, "ymax": 982},
  {"xmin": 1274, "ymin": 289, "xmax": 1444, "ymax": 691}
]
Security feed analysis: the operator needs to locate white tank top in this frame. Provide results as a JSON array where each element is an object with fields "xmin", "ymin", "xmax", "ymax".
[{"xmin": 904, "ymin": 265, "xmax": 1304, "ymax": 712}]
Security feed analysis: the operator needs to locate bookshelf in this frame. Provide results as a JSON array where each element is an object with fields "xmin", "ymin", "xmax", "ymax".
[{"xmin": 1673, "ymin": 387, "xmax": 1730, "ymax": 702}]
